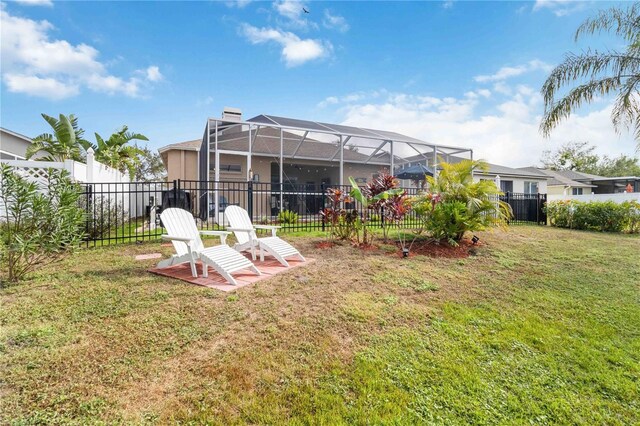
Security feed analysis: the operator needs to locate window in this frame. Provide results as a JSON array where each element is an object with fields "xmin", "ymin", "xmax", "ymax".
[
  {"xmin": 500, "ymin": 180, "xmax": 513, "ymax": 193},
  {"xmin": 0, "ymin": 150, "xmax": 24, "ymax": 160},
  {"xmin": 524, "ymin": 181, "xmax": 539, "ymax": 195},
  {"xmin": 572, "ymin": 187, "xmax": 583, "ymax": 195},
  {"xmin": 219, "ymin": 164, "xmax": 241, "ymax": 173}
]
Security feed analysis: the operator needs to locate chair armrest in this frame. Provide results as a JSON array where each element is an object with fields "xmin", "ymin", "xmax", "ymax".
[
  {"xmin": 253, "ymin": 225, "xmax": 280, "ymax": 237},
  {"xmin": 253, "ymin": 225, "xmax": 281, "ymax": 230},
  {"xmin": 226, "ymin": 227, "xmax": 254, "ymax": 233},
  {"xmin": 162, "ymin": 235, "xmax": 193, "ymax": 243},
  {"xmin": 199, "ymin": 230, "xmax": 231, "ymax": 244}
]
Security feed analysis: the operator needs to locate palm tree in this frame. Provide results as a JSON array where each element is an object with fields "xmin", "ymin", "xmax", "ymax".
[
  {"xmin": 86, "ymin": 126, "xmax": 148, "ymax": 178},
  {"xmin": 26, "ymin": 114, "xmax": 89, "ymax": 161},
  {"xmin": 540, "ymin": 4, "xmax": 640, "ymax": 150}
]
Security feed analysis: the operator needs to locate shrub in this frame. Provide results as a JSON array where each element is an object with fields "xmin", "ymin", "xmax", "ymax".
[
  {"xmin": 0, "ymin": 165, "xmax": 86, "ymax": 283},
  {"xmin": 83, "ymin": 195, "xmax": 128, "ymax": 240},
  {"xmin": 546, "ymin": 200, "xmax": 640, "ymax": 233},
  {"xmin": 320, "ymin": 188, "xmax": 360, "ymax": 241},
  {"xmin": 278, "ymin": 209, "xmax": 299, "ymax": 224},
  {"xmin": 411, "ymin": 160, "xmax": 511, "ymax": 245}
]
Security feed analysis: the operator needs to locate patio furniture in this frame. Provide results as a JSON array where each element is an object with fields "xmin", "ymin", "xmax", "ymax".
[
  {"xmin": 224, "ymin": 205, "xmax": 305, "ymax": 267},
  {"xmin": 158, "ymin": 207, "xmax": 260, "ymax": 284}
]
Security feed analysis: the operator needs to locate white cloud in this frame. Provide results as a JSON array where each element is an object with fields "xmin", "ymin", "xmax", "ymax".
[
  {"xmin": 474, "ymin": 59, "xmax": 552, "ymax": 83},
  {"xmin": 532, "ymin": 0, "xmax": 587, "ymax": 17},
  {"xmin": 13, "ymin": 0, "xmax": 53, "ymax": 6},
  {"xmin": 145, "ymin": 66, "xmax": 163, "ymax": 82},
  {"xmin": 240, "ymin": 24, "xmax": 331, "ymax": 67},
  {"xmin": 326, "ymin": 86, "xmax": 636, "ymax": 168},
  {"xmin": 273, "ymin": 0, "xmax": 316, "ymax": 29},
  {"xmin": 323, "ymin": 10, "xmax": 349, "ymax": 33},
  {"xmin": 0, "ymin": 8, "xmax": 162, "ymax": 100},
  {"xmin": 442, "ymin": 1, "xmax": 454, "ymax": 9},
  {"xmin": 225, "ymin": 0, "xmax": 253, "ymax": 8},
  {"xmin": 3, "ymin": 73, "xmax": 78, "ymax": 100}
]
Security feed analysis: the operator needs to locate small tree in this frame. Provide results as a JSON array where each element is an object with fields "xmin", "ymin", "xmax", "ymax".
[
  {"xmin": 134, "ymin": 146, "xmax": 167, "ymax": 182},
  {"xmin": 411, "ymin": 160, "xmax": 511, "ymax": 245},
  {"xmin": 0, "ymin": 165, "xmax": 86, "ymax": 283}
]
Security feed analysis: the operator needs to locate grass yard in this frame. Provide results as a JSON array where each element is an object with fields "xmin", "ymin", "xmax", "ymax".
[{"xmin": 1, "ymin": 227, "xmax": 639, "ymax": 425}]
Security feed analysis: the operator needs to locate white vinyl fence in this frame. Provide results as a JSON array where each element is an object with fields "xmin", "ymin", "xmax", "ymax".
[
  {"xmin": 547, "ymin": 192, "xmax": 640, "ymax": 203},
  {"xmin": 0, "ymin": 150, "xmax": 130, "ymax": 217}
]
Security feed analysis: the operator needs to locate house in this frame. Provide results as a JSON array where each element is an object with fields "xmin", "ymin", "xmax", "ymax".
[
  {"xmin": 397, "ymin": 155, "xmax": 550, "ymax": 194},
  {"xmin": 0, "ymin": 127, "xmax": 32, "ymax": 160},
  {"xmin": 159, "ymin": 127, "xmax": 392, "ymax": 187},
  {"xmin": 159, "ymin": 107, "xmax": 474, "ymax": 219},
  {"xmin": 519, "ymin": 168, "xmax": 640, "ymax": 195}
]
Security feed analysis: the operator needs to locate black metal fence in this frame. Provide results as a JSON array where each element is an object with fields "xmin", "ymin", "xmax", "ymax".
[{"xmin": 80, "ymin": 180, "xmax": 546, "ymax": 246}]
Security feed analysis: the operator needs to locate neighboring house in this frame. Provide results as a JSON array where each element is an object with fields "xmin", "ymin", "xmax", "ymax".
[
  {"xmin": 398, "ymin": 155, "xmax": 549, "ymax": 194},
  {"xmin": 158, "ymin": 139, "xmax": 201, "ymax": 182},
  {"xmin": 0, "ymin": 127, "xmax": 32, "ymax": 160},
  {"xmin": 519, "ymin": 168, "xmax": 640, "ymax": 195}
]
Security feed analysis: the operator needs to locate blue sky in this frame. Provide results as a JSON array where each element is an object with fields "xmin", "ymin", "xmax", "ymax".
[{"xmin": 1, "ymin": 0, "xmax": 636, "ymax": 166}]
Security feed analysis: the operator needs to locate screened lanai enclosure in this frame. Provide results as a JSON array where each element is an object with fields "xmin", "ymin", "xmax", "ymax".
[{"xmin": 191, "ymin": 108, "xmax": 474, "ymax": 224}]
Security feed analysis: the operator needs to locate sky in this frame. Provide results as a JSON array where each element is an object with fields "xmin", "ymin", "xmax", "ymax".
[{"xmin": 0, "ymin": 0, "xmax": 637, "ymax": 167}]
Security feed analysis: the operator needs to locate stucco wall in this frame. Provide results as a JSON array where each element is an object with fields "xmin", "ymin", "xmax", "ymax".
[{"xmin": 164, "ymin": 150, "xmax": 199, "ymax": 182}]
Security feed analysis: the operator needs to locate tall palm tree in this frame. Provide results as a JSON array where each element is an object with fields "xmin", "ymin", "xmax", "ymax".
[
  {"xmin": 26, "ymin": 114, "xmax": 89, "ymax": 161},
  {"xmin": 540, "ymin": 4, "xmax": 640, "ymax": 150},
  {"xmin": 86, "ymin": 126, "xmax": 148, "ymax": 178}
]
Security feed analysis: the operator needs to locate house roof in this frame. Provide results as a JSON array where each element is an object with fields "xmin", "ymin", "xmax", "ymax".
[
  {"xmin": 518, "ymin": 167, "xmax": 597, "ymax": 187},
  {"xmin": 159, "ymin": 128, "xmax": 392, "ymax": 164},
  {"xmin": 402, "ymin": 154, "xmax": 549, "ymax": 179},
  {"xmin": 0, "ymin": 127, "xmax": 32, "ymax": 143},
  {"xmin": 158, "ymin": 139, "xmax": 201, "ymax": 154},
  {"xmin": 215, "ymin": 127, "xmax": 391, "ymax": 163},
  {"xmin": 246, "ymin": 114, "xmax": 441, "ymax": 147}
]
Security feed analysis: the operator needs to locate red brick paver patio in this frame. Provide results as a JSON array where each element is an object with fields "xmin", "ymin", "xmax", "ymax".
[{"xmin": 149, "ymin": 255, "xmax": 314, "ymax": 292}]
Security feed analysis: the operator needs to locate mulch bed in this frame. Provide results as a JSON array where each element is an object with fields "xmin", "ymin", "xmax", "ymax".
[{"xmin": 392, "ymin": 239, "xmax": 483, "ymax": 258}]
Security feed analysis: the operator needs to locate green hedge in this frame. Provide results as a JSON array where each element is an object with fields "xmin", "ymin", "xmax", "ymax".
[{"xmin": 546, "ymin": 200, "xmax": 640, "ymax": 233}]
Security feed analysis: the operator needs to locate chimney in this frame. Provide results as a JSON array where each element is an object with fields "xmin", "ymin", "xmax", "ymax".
[{"xmin": 222, "ymin": 107, "xmax": 242, "ymax": 122}]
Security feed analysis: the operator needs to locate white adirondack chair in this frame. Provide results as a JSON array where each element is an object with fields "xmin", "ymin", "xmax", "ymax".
[
  {"xmin": 225, "ymin": 205, "xmax": 305, "ymax": 267},
  {"xmin": 158, "ymin": 208, "xmax": 260, "ymax": 285}
]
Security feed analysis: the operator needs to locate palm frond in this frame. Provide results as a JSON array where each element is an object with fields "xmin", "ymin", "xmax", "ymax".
[
  {"xmin": 575, "ymin": 3, "xmax": 640, "ymax": 44},
  {"xmin": 541, "ymin": 52, "xmax": 640, "ymax": 105},
  {"xmin": 541, "ymin": 77, "xmax": 624, "ymax": 137}
]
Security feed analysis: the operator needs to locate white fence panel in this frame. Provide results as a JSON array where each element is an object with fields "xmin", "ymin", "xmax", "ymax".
[{"xmin": 548, "ymin": 192, "xmax": 640, "ymax": 203}]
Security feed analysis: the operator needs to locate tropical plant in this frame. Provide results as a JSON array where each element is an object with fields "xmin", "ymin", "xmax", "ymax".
[
  {"xmin": 84, "ymin": 126, "xmax": 148, "ymax": 178},
  {"xmin": 349, "ymin": 176, "xmax": 404, "ymax": 245},
  {"xmin": 320, "ymin": 188, "xmax": 360, "ymax": 242},
  {"xmin": 26, "ymin": 113, "xmax": 90, "ymax": 161},
  {"xmin": 540, "ymin": 4, "xmax": 640, "ymax": 150},
  {"xmin": 0, "ymin": 164, "xmax": 85, "ymax": 283},
  {"xmin": 278, "ymin": 209, "xmax": 299, "ymax": 224},
  {"xmin": 411, "ymin": 160, "xmax": 511, "ymax": 245},
  {"xmin": 361, "ymin": 172, "xmax": 409, "ymax": 242}
]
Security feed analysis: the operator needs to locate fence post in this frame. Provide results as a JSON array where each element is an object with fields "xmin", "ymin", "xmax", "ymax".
[
  {"xmin": 247, "ymin": 180, "xmax": 254, "ymax": 222},
  {"xmin": 84, "ymin": 184, "xmax": 93, "ymax": 247},
  {"xmin": 321, "ymin": 183, "xmax": 325, "ymax": 232}
]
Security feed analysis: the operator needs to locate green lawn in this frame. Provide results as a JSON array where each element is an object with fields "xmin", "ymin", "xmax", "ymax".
[{"xmin": 1, "ymin": 227, "xmax": 639, "ymax": 424}]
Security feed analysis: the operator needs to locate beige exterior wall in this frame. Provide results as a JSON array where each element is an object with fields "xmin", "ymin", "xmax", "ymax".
[
  {"xmin": 548, "ymin": 185, "xmax": 594, "ymax": 196},
  {"xmin": 163, "ymin": 150, "xmax": 199, "ymax": 182}
]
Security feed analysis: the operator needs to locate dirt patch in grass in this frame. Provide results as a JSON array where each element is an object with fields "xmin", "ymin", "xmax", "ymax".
[{"xmin": 388, "ymin": 238, "xmax": 482, "ymax": 258}]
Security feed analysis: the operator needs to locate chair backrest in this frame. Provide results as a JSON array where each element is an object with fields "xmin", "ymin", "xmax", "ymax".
[
  {"xmin": 160, "ymin": 208, "xmax": 204, "ymax": 256},
  {"xmin": 225, "ymin": 205, "xmax": 256, "ymax": 245}
]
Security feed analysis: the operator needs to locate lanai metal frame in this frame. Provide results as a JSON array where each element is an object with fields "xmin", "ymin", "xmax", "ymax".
[{"xmin": 199, "ymin": 114, "xmax": 473, "ymax": 221}]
